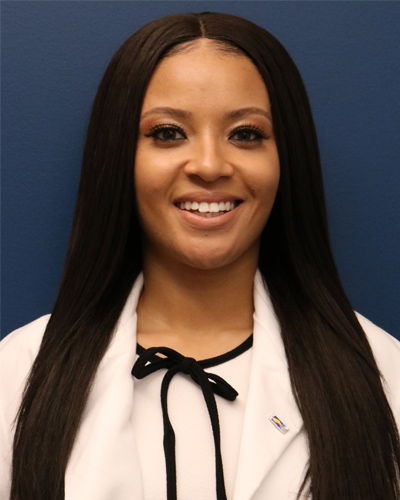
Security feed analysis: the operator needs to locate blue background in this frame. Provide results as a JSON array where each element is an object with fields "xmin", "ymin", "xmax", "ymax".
[{"xmin": 2, "ymin": 1, "xmax": 399, "ymax": 340}]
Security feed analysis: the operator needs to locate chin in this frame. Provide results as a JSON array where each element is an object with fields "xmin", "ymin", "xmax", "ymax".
[{"xmin": 179, "ymin": 248, "xmax": 246, "ymax": 272}]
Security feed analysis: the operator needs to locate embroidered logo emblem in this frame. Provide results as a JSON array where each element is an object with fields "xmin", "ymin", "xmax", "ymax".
[{"xmin": 269, "ymin": 414, "xmax": 289, "ymax": 434}]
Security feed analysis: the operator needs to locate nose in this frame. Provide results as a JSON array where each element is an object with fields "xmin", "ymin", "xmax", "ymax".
[{"xmin": 184, "ymin": 135, "xmax": 233, "ymax": 182}]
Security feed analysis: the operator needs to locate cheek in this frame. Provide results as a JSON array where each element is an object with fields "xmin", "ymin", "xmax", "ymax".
[
  {"xmin": 134, "ymin": 153, "xmax": 169, "ymax": 207},
  {"xmin": 133, "ymin": 153, "xmax": 179, "ymax": 245},
  {"xmin": 247, "ymin": 161, "xmax": 280, "ymax": 233},
  {"xmin": 251, "ymin": 160, "xmax": 280, "ymax": 201},
  {"xmin": 134, "ymin": 158, "xmax": 156, "ymax": 229}
]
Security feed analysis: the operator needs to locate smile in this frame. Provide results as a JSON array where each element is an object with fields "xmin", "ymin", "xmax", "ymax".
[{"xmin": 177, "ymin": 201, "xmax": 240, "ymax": 218}]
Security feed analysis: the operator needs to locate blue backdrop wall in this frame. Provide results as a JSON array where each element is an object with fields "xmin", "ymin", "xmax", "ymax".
[{"xmin": 2, "ymin": 1, "xmax": 399, "ymax": 340}]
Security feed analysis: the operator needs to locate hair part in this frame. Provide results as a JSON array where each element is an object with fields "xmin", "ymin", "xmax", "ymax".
[
  {"xmin": 165, "ymin": 38, "xmax": 246, "ymax": 58},
  {"xmin": 11, "ymin": 12, "xmax": 400, "ymax": 500}
]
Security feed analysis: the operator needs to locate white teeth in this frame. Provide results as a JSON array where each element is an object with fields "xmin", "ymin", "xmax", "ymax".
[
  {"xmin": 198, "ymin": 202, "xmax": 208, "ymax": 213},
  {"xmin": 178, "ymin": 200, "xmax": 237, "ymax": 214},
  {"xmin": 210, "ymin": 202, "xmax": 219, "ymax": 213}
]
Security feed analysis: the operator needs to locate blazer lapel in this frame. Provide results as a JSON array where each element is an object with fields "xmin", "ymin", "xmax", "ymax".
[
  {"xmin": 65, "ymin": 275, "xmax": 144, "ymax": 500},
  {"xmin": 233, "ymin": 272, "xmax": 304, "ymax": 500}
]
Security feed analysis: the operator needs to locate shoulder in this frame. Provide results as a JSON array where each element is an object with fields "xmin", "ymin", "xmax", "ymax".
[
  {"xmin": 0, "ymin": 315, "xmax": 50, "ymax": 372},
  {"xmin": 0, "ymin": 315, "xmax": 50, "ymax": 403},
  {"xmin": 356, "ymin": 312, "xmax": 400, "ymax": 377},
  {"xmin": 356, "ymin": 312, "xmax": 400, "ymax": 418}
]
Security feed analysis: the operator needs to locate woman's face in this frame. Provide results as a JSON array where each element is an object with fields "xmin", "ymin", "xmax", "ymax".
[{"xmin": 135, "ymin": 40, "xmax": 280, "ymax": 271}]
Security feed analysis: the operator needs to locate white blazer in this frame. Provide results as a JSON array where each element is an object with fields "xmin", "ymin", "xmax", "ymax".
[{"xmin": 1, "ymin": 272, "xmax": 400, "ymax": 500}]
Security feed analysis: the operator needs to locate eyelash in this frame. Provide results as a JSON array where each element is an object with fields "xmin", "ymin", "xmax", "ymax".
[
  {"xmin": 145, "ymin": 124, "xmax": 186, "ymax": 142},
  {"xmin": 229, "ymin": 124, "xmax": 269, "ymax": 142},
  {"xmin": 144, "ymin": 123, "xmax": 269, "ymax": 143}
]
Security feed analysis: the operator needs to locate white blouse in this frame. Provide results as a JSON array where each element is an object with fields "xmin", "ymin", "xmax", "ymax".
[{"xmin": 132, "ymin": 337, "xmax": 253, "ymax": 499}]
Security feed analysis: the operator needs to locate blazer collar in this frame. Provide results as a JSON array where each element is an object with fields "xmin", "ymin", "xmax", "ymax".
[
  {"xmin": 233, "ymin": 271, "xmax": 303, "ymax": 500},
  {"xmin": 66, "ymin": 274, "xmax": 144, "ymax": 499}
]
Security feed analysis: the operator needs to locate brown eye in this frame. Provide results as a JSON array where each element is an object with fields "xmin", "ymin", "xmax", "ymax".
[
  {"xmin": 146, "ymin": 125, "xmax": 186, "ymax": 142},
  {"xmin": 230, "ymin": 126, "xmax": 267, "ymax": 143}
]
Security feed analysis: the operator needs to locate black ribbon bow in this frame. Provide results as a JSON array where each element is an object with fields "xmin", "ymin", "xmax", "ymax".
[{"xmin": 132, "ymin": 346, "xmax": 239, "ymax": 500}]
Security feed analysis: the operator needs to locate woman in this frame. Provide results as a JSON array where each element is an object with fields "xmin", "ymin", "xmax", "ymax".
[{"xmin": 1, "ymin": 11, "xmax": 399, "ymax": 500}]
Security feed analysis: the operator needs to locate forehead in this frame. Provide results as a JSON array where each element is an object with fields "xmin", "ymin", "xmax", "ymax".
[{"xmin": 141, "ymin": 39, "xmax": 270, "ymax": 114}]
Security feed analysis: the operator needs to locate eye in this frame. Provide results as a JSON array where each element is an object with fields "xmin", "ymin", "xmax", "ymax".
[
  {"xmin": 229, "ymin": 125, "xmax": 268, "ymax": 143},
  {"xmin": 145, "ymin": 124, "xmax": 187, "ymax": 143}
]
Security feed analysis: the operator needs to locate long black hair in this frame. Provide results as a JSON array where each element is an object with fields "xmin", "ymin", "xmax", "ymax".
[{"xmin": 11, "ymin": 12, "xmax": 400, "ymax": 499}]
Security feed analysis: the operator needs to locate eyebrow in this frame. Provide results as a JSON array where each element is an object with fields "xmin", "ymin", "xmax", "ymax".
[
  {"xmin": 140, "ymin": 106, "xmax": 272, "ymax": 122},
  {"xmin": 141, "ymin": 107, "xmax": 191, "ymax": 120},
  {"xmin": 226, "ymin": 107, "xmax": 272, "ymax": 122}
]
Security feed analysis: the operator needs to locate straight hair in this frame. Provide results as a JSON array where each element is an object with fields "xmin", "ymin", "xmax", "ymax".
[{"xmin": 11, "ymin": 12, "xmax": 400, "ymax": 499}]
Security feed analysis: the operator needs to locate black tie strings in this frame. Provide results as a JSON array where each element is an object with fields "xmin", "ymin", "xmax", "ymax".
[{"xmin": 132, "ymin": 346, "xmax": 239, "ymax": 500}]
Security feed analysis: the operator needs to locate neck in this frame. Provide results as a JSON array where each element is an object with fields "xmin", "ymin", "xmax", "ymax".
[{"xmin": 136, "ymin": 253, "xmax": 257, "ymax": 357}]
